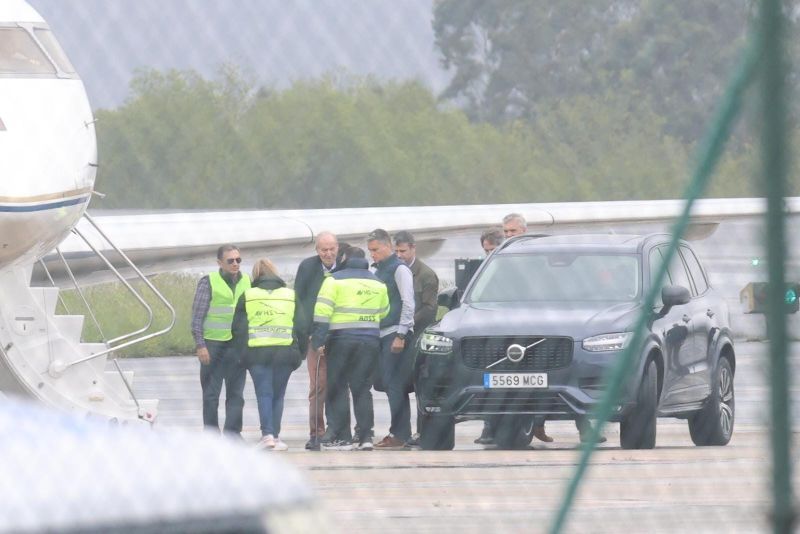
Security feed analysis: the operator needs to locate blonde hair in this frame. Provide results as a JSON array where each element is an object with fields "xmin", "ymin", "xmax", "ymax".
[{"xmin": 252, "ymin": 258, "xmax": 279, "ymax": 280}]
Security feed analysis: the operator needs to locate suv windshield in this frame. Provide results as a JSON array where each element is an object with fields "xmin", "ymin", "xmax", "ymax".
[{"xmin": 468, "ymin": 253, "xmax": 640, "ymax": 303}]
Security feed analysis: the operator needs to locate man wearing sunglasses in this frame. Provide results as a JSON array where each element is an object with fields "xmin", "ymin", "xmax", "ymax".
[{"xmin": 191, "ymin": 244, "xmax": 251, "ymax": 436}]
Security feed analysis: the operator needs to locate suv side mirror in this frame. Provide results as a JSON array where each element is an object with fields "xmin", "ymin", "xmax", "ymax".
[
  {"xmin": 661, "ymin": 285, "xmax": 691, "ymax": 310},
  {"xmin": 438, "ymin": 287, "xmax": 461, "ymax": 311}
]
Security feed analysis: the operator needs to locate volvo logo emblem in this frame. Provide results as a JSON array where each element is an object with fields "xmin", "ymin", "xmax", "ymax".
[{"xmin": 506, "ymin": 344, "xmax": 526, "ymax": 363}]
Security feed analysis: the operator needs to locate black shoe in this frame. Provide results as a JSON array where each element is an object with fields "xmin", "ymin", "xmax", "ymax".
[
  {"xmin": 351, "ymin": 428, "xmax": 373, "ymax": 446},
  {"xmin": 578, "ymin": 426, "xmax": 607, "ymax": 444},
  {"xmin": 404, "ymin": 433, "xmax": 421, "ymax": 449},
  {"xmin": 579, "ymin": 433, "xmax": 608, "ymax": 444},
  {"xmin": 305, "ymin": 436, "xmax": 321, "ymax": 451},
  {"xmin": 474, "ymin": 424, "xmax": 494, "ymax": 445},
  {"xmin": 321, "ymin": 439, "xmax": 354, "ymax": 451}
]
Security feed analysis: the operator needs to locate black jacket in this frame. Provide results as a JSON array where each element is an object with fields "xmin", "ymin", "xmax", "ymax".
[
  {"xmin": 293, "ymin": 255, "xmax": 340, "ymax": 353},
  {"xmin": 232, "ymin": 273, "xmax": 304, "ymax": 369}
]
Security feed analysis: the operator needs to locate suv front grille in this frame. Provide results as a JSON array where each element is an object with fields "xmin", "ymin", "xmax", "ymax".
[{"xmin": 460, "ymin": 336, "xmax": 573, "ymax": 371}]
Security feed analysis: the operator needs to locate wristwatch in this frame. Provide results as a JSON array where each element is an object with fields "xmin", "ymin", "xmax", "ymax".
[{"xmin": 396, "ymin": 333, "xmax": 406, "ymax": 341}]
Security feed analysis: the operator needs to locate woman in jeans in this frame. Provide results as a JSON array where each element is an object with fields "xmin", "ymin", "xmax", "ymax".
[{"xmin": 232, "ymin": 258, "xmax": 303, "ymax": 450}]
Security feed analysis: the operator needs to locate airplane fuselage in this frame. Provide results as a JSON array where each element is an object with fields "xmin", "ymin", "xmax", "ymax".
[{"xmin": 0, "ymin": 1, "xmax": 97, "ymax": 269}]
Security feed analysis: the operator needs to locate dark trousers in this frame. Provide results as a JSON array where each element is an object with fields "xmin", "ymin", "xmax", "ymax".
[
  {"xmin": 326, "ymin": 336, "xmax": 379, "ymax": 441},
  {"xmin": 249, "ymin": 359, "xmax": 293, "ymax": 437},
  {"xmin": 380, "ymin": 333, "xmax": 413, "ymax": 441},
  {"xmin": 200, "ymin": 339, "xmax": 246, "ymax": 435}
]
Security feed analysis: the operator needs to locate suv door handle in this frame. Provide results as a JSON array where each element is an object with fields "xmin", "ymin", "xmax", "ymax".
[
  {"xmin": 682, "ymin": 314, "xmax": 691, "ymax": 323},
  {"xmin": 706, "ymin": 309, "xmax": 715, "ymax": 318}
]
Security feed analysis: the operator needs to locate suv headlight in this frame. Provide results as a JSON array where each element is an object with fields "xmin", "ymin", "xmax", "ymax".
[
  {"xmin": 582, "ymin": 332, "xmax": 632, "ymax": 352},
  {"xmin": 419, "ymin": 332, "xmax": 454, "ymax": 354}
]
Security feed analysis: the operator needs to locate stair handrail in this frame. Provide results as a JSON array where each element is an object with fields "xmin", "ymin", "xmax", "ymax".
[
  {"xmin": 36, "ymin": 258, "xmax": 71, "ymax": 315},
  {"xmin": 68, "ymin": 225, "xmax": 154, "ymax": 347},
  {"xmin": 62, "ymin": 213, "xmax": 176, "ymax": 370},
  {"xmin": 50, "ymin": 248, "xmax": 108, "ymax": 342}
]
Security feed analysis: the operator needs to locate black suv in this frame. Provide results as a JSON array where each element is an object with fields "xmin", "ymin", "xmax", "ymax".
[{"xmin": 414, "ymin": 234, "xmax": 736, "ymax": 450}]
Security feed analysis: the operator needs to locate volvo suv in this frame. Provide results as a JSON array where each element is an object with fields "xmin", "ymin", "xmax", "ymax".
[{"xmin": 414, "ymin": 233, "xmax": 736, "ymax": 450}]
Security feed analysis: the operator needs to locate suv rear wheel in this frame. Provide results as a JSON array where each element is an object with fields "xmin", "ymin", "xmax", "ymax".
[
  {"xmin": 688, "ymin": 356, "xmax": 734, "ymax": 446},
  {"xmin": 620, "ymin": 359, "xmax": 657, "ymax": 450}
]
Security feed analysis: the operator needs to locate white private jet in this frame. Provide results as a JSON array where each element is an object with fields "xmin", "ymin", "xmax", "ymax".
[
  {"xmin": 0, "ymin": 0, "xmax": 163, "ymax": 426},
  {"xmin": 2, "ymin": 0, "xmax": 799, "ymax": 428},
  {"xmin": 0, "ymin": 7, "xmax": 321, "ymax": 527}
]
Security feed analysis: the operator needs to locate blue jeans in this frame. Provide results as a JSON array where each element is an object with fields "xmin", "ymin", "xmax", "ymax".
[
  {"xmin": 249, "ymin": 360, "xmax": 293, "ymax": 437},
  {"xmin": 380, "ymin": 333, "xmax": 413, "ymax": 441},
  {"xmin": 200, "ymin": 340, "xmax": 246, "ymax": 435}
]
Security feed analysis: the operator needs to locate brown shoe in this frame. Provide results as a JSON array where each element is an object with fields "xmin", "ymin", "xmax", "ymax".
[
  {"xmin": 374, "ymin": 434, "xmax": 406, "ymax": 450},
  {"xmin": 533, "ymin": 425, "xmax": 554, "ymax": 443}
]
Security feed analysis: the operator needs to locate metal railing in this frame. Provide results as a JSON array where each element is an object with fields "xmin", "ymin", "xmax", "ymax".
[
  {"xmin": 60, "ymin": 212, "xmax": 176, "ymax": 369},
  {"xmin": 39, "ymin": 212, "xmax": 176, "ymax": 416}
]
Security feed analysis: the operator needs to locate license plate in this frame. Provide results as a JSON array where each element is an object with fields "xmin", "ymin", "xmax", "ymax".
[{"xmin": 483, "ymin": 373, "xmax": 548, "ymax": 388}]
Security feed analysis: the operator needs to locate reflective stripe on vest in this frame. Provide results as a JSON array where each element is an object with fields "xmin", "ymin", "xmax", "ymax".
[
  {"xmin": 203, "ymin": 272, "xmax": 251, "ymax": 341},
  {"xmin": 314, "ymin": 277, "xmax": 388, "ymax": 331},
  {"xmin": 245, "ymin": 286, "xmax": 296, "ymax": 347}
]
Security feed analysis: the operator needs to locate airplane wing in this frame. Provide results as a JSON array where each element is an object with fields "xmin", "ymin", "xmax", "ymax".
[{"xmin": 52, "ymin": 197, "xmax": 798, "ymax": 272}]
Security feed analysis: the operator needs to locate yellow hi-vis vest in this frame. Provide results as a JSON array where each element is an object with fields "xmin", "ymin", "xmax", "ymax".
[
  {"xmin": 203, "ymin": 271, "xmax": 251, "ymax": 341},
  {"xmin": 314, "ymin": 276, "xmax": 389, "ymax": 330},
  {"xmin": 244, "ymin": 286, "xmax": 296, "ymax": 347}
]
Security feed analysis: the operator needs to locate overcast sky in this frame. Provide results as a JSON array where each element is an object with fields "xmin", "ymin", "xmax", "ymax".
[{"xmin": 27, "ymin": 0, "xmax": 450, "ymax": 110}]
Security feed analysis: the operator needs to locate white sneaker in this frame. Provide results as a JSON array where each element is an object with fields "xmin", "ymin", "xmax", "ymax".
[
  {"xmin": 356, "ymin": 438, "xmax": 373, "ymax": 451},
  {"xmin": 273, "ymin": 438, "xmax": 289, "ymax": 451},
  {"xmin": 256, "ymin": 434, "xmax": 276, "ymax": 450}
]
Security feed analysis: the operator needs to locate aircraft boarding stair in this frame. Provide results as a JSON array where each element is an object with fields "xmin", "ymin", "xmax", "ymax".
[{"xmin": 0, "ymin": 214, "xmax": 174, "ymax": 425}]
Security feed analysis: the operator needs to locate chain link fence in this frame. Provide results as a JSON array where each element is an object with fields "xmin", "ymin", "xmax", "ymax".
[{"xmin": 5, "ymin": 1, "xmax": 800, "ymax": 532}]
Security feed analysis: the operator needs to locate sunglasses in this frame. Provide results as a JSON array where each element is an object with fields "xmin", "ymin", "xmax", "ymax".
[{"xmin": 225, "ymin": 257, "xmax": 242, "ymax": 265}]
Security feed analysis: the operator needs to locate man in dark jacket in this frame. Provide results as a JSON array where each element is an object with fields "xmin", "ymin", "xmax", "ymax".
[
  {"xmin": 367, "ymin": 229, "xmax": 416, "ymax": 450},
  {"xmin": 294, "ymin": 231, "xmax": 339, "ymax": 450},
  {"xmin": 310, "ymin": 248, "xmax": 389, "ymax": 450},
  {"xmin": 393, "ymin": 231, "xmax": 439, "ymax": 448}
]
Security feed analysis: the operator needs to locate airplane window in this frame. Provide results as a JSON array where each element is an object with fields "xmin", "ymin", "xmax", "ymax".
[
  {"xmin": 0, "ymin": 28, "xmax": 56, "ymax": 75},
  {"xmin": 34, "ymin": 28, "xmax": 76, "ymax": 75}
]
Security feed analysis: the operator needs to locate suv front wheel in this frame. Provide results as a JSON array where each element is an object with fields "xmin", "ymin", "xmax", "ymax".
[
  {"xmin": 419, "ymin": 414, "xmax": 455, "ymax": 450},
  {"xmin": 620, "ymin": 359, "xmax": 658, "ymax": 449},
  {"xmin": 494, "ymin": 415, "xmax": 536, "ymax": 450}
]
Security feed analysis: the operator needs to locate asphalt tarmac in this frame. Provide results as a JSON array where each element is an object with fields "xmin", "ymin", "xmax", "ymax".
[
  {"xmin": 123, "ymin": 216, "xmax": 800, "ymax": 532},
  {"xmin": 124, "ymin": 339, "xmax": 799, "ymax": 533}
]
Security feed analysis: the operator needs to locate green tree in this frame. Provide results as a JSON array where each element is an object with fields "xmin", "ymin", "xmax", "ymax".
[
  {"xmin": 433, "ymin": 0, "xmax": 760, "ymax": 142},
  {"xmin": 93, "ymin": 68, "xmax": 762, "ymax": 210}
]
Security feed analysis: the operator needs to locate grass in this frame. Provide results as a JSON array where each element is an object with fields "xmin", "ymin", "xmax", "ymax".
[
  {"xmin": 55, "ymin": 272, "xmax": 459, "ymax": 357},
  {"xmin": 57, "ymin": 273, "xmax": 197, "ymax": 357}
]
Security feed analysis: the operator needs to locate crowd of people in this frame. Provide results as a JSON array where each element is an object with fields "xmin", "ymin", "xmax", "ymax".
[{"xmin": 190, "ymin": 213, "xmax": 602, "ymax": 450}]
